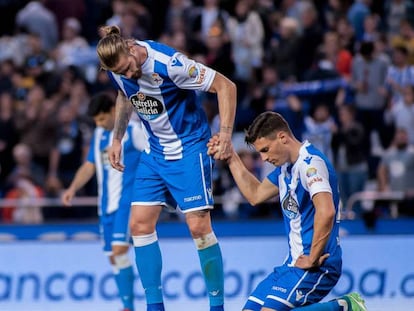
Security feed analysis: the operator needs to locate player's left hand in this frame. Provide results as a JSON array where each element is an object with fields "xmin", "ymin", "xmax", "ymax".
[
  {"xmin": 109, "ymin": 140, "xmax": 125, "ymax": 171},
  {"xmin": 207, "ymin": 133, "xmax": 233, "ymax": 161},
  {"xmin": 207, "ymin": 134, "xmax": 220, "ymax": 156},
  {"xmin": 295, "ymin": 253, "xmax": 330, "ymax": 270}
]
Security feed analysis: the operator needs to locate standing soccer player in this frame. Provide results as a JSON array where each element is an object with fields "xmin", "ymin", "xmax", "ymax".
[
  {"xmin": 208, "ymin": 111, "xmax": 367, "ymax": 311},
  {"xmin": 61, "ymin": 92, "xmax": 148, "ymax": 311},
  {"xmin": 96, "ymin": 25, "xmax": 237, "ymax": 311}
]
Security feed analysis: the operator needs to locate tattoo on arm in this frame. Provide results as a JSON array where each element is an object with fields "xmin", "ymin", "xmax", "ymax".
[{"xmin": 114, "ymin": 94, "xmax": 133, "ymax": 141}]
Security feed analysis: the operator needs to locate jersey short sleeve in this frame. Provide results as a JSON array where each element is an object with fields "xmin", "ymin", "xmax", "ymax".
[
  {"xmin": 267, "ymin": 166, "xmax": 281, "ymax": 187},
  {"xmin": 167, "ymin": 52, "xmax": 216, "ymax": 92},
  {"xmin": 301, "ymin": 156, "xmax": 332, "ymax": 198},
  {"xmin": 86, "ymin": 130, "xmax": 97, "ymax": 164}
]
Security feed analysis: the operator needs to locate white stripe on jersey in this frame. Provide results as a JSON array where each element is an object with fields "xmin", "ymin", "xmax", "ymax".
[
  {"xmin": 289, "ymin": 216, "xmax": 304, "ymax": 264},
  {"xmin": 94, "ymin": 127, "xmax": 104, "ymax": 215},
  {"xmin": 107, "ymin": 131, "xmax": 123, "ymax": 214}
]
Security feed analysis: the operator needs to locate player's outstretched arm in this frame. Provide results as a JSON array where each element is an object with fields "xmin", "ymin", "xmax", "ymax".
[
  {"xmin": 61, "ymin": 162, "xmax": 95, "ymax": 206},
  {"xmin": 208, "ymin": 134, "xmax": 278, "ymax": 206}
]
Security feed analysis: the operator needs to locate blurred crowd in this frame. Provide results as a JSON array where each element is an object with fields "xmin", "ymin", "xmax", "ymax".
[{"xmin": 1, "ymin": 0, "xmax": 414, "ymax": 226}]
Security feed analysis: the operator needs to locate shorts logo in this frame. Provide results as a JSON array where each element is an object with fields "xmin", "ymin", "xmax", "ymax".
[
  {"xmin": 271, "ymin": 286, "xmax": 287, "ymax": 293},
  {"xmin": 131, "ymin": 92, "xmax": 165, "ymax": 121},
  {"xmin": 281, "ymin": 193, "xmax": 299, "ymax": 219},
  {"xmin": 296, "ymin": 290, "xmax": 304, "ymax": 301},
  {"xmin": 183, "ymin": 195, "xmax": 202, "ymax": 202}
]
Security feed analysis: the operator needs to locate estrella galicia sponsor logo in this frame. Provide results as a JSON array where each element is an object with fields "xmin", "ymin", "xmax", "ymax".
[
  {"xmin": 130, "ymin": 92, "xmax": 164, "ymax": 121},
  {"xmin": 281, "ymin": 193, "xmax": 299, "ymax": 219}
]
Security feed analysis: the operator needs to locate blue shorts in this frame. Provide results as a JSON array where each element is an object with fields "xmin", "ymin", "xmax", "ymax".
[
  {"xmin": 131, "ymin": 149, "xmax": 214, "ymax": 213},
  {"xmin": 244, "ymin": 260, "xmax": 341, "ymax": 311},
  {"xmin": 100, "ymin": 207, "xmax": 131, "ymax": 254}
]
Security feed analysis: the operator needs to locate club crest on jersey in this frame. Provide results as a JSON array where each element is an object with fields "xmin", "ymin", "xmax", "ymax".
[
  {"xmin": 151, "ymin": 73, "xmax": 163, "ymax": 86},
  {"xmin": 131, "ymin": 92, "xmax": 165, "ymax": 121},
  {"xmin": 281, "ymin": 193, "xmax": 299, "ymax": 219}
]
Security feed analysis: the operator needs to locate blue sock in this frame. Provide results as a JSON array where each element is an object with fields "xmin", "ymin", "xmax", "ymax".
[
  {"xmin": 133, "ymin": 234, "xmax": 164, "ymax": 308},
  {"xmin": 114, "ymin": 265, "xmax": 135, "ymax": 310},
  {"xmin": 294, "ymin": 299, "xmax": 347, "ymax": 310},
  {"xmin": 147, "ymin": 302, "xmax": 165, "ymax": 311},
  {"xmin": 197, "ymin": 243, "xmax": 224, "ymax": 308}
]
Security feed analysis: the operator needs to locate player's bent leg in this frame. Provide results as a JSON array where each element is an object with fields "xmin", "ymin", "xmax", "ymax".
[
  {"xmin": 130, "ymin": 205, "xmax": 164, "ymax": 311},
  {"xmin": 293, "ymin": 292, "xmax": 368, "ymax": 311},
  {"xmin": 186, "ymin": 210, "xmax": 224, "ymax": 311},
  {"xmin": 111, "ymin": 244, "xmax": 135, "ymax": 311}
]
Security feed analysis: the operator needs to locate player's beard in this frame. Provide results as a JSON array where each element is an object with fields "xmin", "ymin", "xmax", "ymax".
[{"xmin": 131, "ymin": 67, "xmax": 142, "ymax": 80}]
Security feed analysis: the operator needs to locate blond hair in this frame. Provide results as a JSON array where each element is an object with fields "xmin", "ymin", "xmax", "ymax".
[{"xmin": 97, "ymin": 25, "xmax": 130, "ymax": 70}]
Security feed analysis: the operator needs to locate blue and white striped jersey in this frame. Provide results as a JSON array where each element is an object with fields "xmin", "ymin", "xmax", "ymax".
[
  {"xmin": 87, "ymin": 121, "xmax": 146, "ymax": 215},
  {"xmin": 385, "ymin": 64, "xmax": 414, "ymax": 103},
  {"xmin": 267, "ymin": 141, "xmax": 341, "ymax": 267},
  {"xmin": 108, "ymin": 40, "xmax": 216, "ymax": 160}
]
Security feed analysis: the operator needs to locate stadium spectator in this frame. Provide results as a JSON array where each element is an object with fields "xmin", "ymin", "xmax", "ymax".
[
  {"xmin": 3, "ymin": 174, "xmax": 44, "ymax": 224},
  {"xmin": 44, "ymin": 0, "xmax": 85, "ymax": 39},
  {"xmin": 14, "ymin": 84, "xmax": 59, "ymax": 179},
  {"xmin": 333, "ymin": 16, "xmax": 357, "ymax": 55},
  {"xmin": 226, "ymin": 0, "xmax": 264, "ymax": 95},
  {"xmin": 207, "ymin": 111, "xmax": 367, "ymax": 311},
  {"xmin": 96, "ymin": 24, "xmax": 236, "ymax": 311},
  {"xmin": 389, "ymin": 19, "xmax": 414, "ymax": 65},
  {"xmin": 188, "ymin": 0, "xmax": 230, "ymax": 44},
  {"xmin": 361, "ymin": 13, "xmax": 380, "ymax": 42},
  {"xmin": 46, "ymin": 104, "xmax": 87, "ymax": 194},
  {"xmin": 384, "ymin": 45, "xmax": 414, "ymax": 106},
  {"xmin": 296, "ymin": 1, "xmax": 324, "ymax": 80},
  {"xmin": 51, "ymin": 17, "xmax": 90, "ymax": 71},
  {"xmin": 61, "ymin": 92, "xmax": 148, "ymax": 311},
  {"xmin": 351, "ymin": 40, "xmax": 389, "ymax": 155},
  {"xmin": 268, "ymin": 16, "xmax": 301, "ymax": 81},
  {"xmin": 0, "ymin": 91, "xmax": 19, "ymax": 191},
  {"xmin": 347, "ymin": 0, "xmax": 372, "ymax": 42},
  {"xmin": 384, "ymin": 0, "xmax": 414, "ymax": 38},
  {"xmin": 384, "ymin": 85, "xmax": 414, "ymax": 145},
  {"xmin": 302, "ymin": 103, "xmax": 337, "ymax": 163},
  {"xmin": 15, "ymin": 0, "xmax": 59, "ymax": 51},
  {"xmin": 377, "ymin": 127, "xmax": 414, "ymax": 217},
  {"xmin": 332, "ymin": 104, "xmax": 369, "ymax": 216}
]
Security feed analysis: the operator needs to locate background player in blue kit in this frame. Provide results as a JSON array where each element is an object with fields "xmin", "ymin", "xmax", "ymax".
[
  {"xmin": 61, "ymin": 92, "xmax": 148, "ymax": 311},
  {"xmin": 208, "ymin": 111, "xmax": 367, "ymax": 311},
  {"xmin": 96, "ymin": 25, "xmax": 237, "ymax": 311}
]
